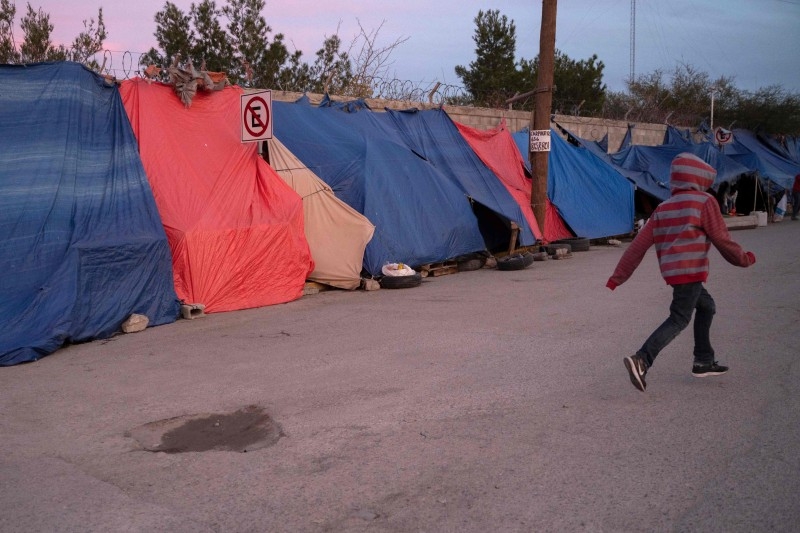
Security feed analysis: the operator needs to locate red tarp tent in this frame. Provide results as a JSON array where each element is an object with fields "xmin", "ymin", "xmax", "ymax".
[
  {"xmin": 121, "ymin": 79, "xmax": 314, "ymax": 312},
  {"xmin": 455, "ymin": 119, "xmax": 572, "ymax": 243}
]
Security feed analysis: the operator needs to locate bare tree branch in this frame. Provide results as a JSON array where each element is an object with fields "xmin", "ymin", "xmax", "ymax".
[{"xmin": 345, "ymin": 18, "xmax": 409, "ymax": 98}]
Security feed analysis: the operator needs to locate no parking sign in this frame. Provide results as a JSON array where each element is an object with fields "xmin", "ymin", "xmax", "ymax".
[
  {"xmin": 241, "ymin": 90, "xmax": 272, "ymax": 143},
  {"xmin": 714, "ymin": 127, "xmax": 733, "ymax": 145}
]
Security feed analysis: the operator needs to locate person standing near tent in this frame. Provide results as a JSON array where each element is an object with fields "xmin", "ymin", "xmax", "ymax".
[
  {"xmin": 716, "ymin": 182, "xmax": 731, "ymax": 215},
  {"xmin": 715, "ymin": 181, "xmax": 737, "ymax": 215},
  {"xmin": 792, "ymin": 173, "xmax": 800, "ymax": 221},
  {"xmin": 606, "ymin": 153, "xmax": 756, "ymax": 392}
]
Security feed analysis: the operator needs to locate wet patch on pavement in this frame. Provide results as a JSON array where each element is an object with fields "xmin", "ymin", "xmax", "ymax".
[{"xmin": 127, "ymin": 405, "xmax": 283, "ymax": 453}]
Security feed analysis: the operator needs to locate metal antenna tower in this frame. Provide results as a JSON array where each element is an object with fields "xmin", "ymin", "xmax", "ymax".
[{"xmin": 630, "ymin": 0, "xmax": 636, "ymax": 82}]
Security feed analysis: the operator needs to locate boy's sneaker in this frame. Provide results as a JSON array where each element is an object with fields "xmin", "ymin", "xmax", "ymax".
[
  {"xmin": 692, "ymin": 361, "xmax": 729, "ymax": 377},
  {"xmin": 623, "ymin": 354, "xmax": 647, "ymax": 392}
]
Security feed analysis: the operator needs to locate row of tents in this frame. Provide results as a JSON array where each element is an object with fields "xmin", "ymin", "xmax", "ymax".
[
  {"xmin": 566, "ymin": 119, "xmax": 800, "ymax": 202},
  {"xmin": 2, "ymin": 61, "xmax": 799, "ymax": 366}
]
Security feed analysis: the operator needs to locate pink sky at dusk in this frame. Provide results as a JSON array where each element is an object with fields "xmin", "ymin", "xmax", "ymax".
[{"xmin": 12, "ymin": 0, "xmax": 800, "ymax": 93}]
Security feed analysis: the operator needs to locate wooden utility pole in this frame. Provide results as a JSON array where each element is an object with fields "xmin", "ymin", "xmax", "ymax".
[{"xmin": 530, "ymin": 0, "xmax": 557, "ymax": 236}]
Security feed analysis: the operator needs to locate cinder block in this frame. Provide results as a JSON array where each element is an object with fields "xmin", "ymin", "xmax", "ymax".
[
  {"xmin": 360, "ymin": 278, "xmax": 380, "ymax": 291},
  {"xmin": 180, "ymin": 303, "xmax": 206, "ymax": 320},
  {"xmin": 121, "ymin": 313, "xmax": 149, "ymax": 333}
]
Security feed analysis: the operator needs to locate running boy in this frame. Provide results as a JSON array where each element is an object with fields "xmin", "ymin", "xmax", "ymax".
[{"xmin": 606, "ymin": 152, "xmax": 756, "ymax": 392}]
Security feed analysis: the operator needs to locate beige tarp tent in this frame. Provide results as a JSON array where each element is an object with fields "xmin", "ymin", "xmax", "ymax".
[{"xmin": 266, "ymin": 137, "xmax": 374, "ymax": 290}]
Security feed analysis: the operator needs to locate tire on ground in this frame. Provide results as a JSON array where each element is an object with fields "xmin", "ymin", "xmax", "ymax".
[
  {"xmin": 553, "ymin": 237, "xmax": 590, "ymax": 252},
  {"xmin": 497, "ymin": 252, "xmax": 534, "ymax": 271},
  {"xmin": 379, "ymin": 272, "xmax": 423, "ymax": 289}
]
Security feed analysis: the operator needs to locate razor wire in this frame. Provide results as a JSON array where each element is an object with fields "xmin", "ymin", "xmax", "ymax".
[
  {"xmin": 93, "ymin": 50, "xmax": 148, "ymax": 80},
  {"xmin": 368, "ymin": 77, "xmax": 468, "ymax": 105},
  {"xmin": 90, "ymin": 49, "xmax": 469, "ymax": 105},
  {"xmin": 86, "ymin": 50, "xmax": 641, "ymax": 119}
]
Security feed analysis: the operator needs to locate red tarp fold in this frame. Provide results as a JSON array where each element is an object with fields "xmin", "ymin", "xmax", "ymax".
[
  {"xmin": 455, "ymin": 119, "xmax": 573, "ymax": 243},
  {"xmin": 121, "ymin": 80, "xmax": 313, "ymax": 312}
]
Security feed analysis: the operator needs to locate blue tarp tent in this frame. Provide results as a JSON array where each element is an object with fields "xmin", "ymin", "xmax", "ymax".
[
  {"xmin": 0, "ymin": 62, "xmax": 180, "ymax": 366},
  {"xmin": 746, "ymin": 132, "xmax": 800, "ymax": 165},
  {"xmin": 782, "ymin": 136, "xmax": 800, "ymax": 164},
  {"xmin": 609, "ymin": 141, "xmax": 751, "ymax": 193},
  {"xmin": 383, "ymin": 108, "xmax": 539, "ymax": 246},
  {"xmin": 723, "ymin": 129, "xmax": 800, "ymax": 190},
  {"xmin": 562, "ymin": 124, "xmax": 752, "ymax": 203},
  {"xmin": 663, "ymin": 125, "xmax": 695, "ymax": 147},
  {"xmin": 511, "ymin": 128, "xmax": 634, "ymax": 239},
  {"xmin": 618, "ymin": 124, "xmax": 634, "ymax": 151},
  {"xmin": 273, "ymin": 98, "xmax": 486, "ymax": 276},
  {"xmin": 595, "ymin": 133, "xmax": 609, "ymax": 153},
  {"xmin": 552, "ymin": 125, "xmax": 671, "ymax": 201},
  {"xmin": 547, "ymin": 131, "xmax": 634, "ymax": 238}
]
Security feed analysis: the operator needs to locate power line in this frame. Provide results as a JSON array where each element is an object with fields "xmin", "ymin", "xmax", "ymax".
[{"xmin": 630, "ymin": 0, "xmax": 636, "ymax": 81}]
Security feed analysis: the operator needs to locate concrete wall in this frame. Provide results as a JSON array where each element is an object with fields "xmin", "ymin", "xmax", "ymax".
[{"xmin": 271, "ymin": 90, "xmax": 669, "ymax": 151}]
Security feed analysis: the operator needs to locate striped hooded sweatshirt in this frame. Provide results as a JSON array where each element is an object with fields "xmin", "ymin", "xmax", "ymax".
[{"xmin": 607, "ymin": 152, "xmax": 755, "ymax": 290}]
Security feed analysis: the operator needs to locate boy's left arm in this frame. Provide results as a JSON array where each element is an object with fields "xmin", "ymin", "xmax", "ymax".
[{"xmin": 702, "ymin": 200, "xmax": 756, "ymax": 267}]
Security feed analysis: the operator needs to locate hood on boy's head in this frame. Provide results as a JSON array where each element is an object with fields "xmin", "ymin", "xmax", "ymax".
[{"xmin": 670, "ymin": 152, "xmax": 716, "ymax": 193}]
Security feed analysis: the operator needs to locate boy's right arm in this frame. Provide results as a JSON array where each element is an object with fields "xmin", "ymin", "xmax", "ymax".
[{"xmin": 606, "ymin": 221, "xmax": 655, "ymax": 290}]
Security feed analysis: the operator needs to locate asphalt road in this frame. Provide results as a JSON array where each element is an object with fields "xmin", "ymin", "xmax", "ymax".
[{"xmin": 2, "ymin": 220, "xmax": 798, "ymax": 533}]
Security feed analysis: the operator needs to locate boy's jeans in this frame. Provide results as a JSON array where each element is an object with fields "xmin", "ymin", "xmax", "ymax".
[{"xmin": 637, "ymin": 282, "xmax": 716, "ymax": 367}]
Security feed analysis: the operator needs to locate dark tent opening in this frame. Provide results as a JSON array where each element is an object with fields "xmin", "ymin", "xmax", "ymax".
[
  {"xmin": 470, "ymin": 201, "xmax": 517, "ymax": 254},
  {"xmin": 634, "ymin": 190, "xmax": 660, "ymax": 220},
  {"xmin": 732, "ymin": 174, "xmax": 769, "ymax": 215}
]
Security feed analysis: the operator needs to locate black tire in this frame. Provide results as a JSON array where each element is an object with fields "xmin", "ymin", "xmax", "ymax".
[
  {"xmin": 521, "ymin": 251, "xmax": 535, "ymax": 268},
  {"xmin": 532, "ymin": 251, "xmax": 548, "ymax": 261},
  {"xmin": 379, "ymin": 272, "xmax": 422, "ymax": 289},
  {"xmin": 545, "ymin": 243, "xmax": 572, "ymax": 256},
  {"xmin": 497, "ymin": 253, "xmax": 532, "ymax": 271},
  {"xmin": 553, "ymin": 237, "xmax": 590, "ymax": 252}
]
